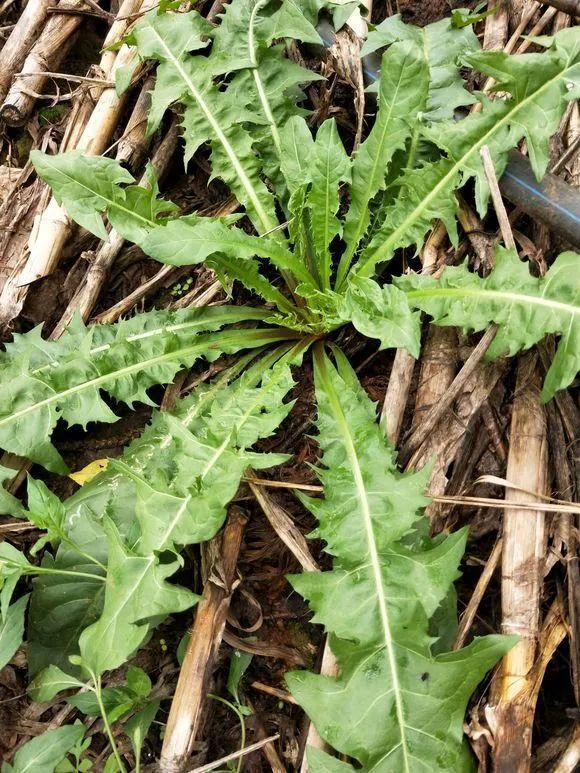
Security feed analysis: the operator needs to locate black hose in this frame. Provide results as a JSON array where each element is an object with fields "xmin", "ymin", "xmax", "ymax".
[{"xmin": 500, "ymin": 150, "xmax": 580, "ymax": 248}]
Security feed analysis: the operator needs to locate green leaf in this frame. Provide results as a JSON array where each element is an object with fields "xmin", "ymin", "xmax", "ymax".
[
  {"xmin": 31, "ymin": 150, "xmax": 179, "ymax": 246},
  {"xmin": 124, "ymin": 699, "xmax": 161, "ymax": 769},
  {"xmin": 0, "ymin": 306, "xmax": 270, "ymax": 472},
  {"xmin": 339, "ymin": 277, "xmax": 421, "ymax": 356},
  {"xmin": 451, "ymin": 3, "xmax": 495, "ymax": 28},
  {"xmin": 67, "ymin": 683, "xmax": 147, "ymax": 724},
  {"xmin": 358, "ymin": 158, "xmax": 459, "ymax": 276},
  {"xmin": 0, "ymin": 593, "xmax": 29, "ymax": 670},
  {"xmin": 0, "ymin": 465, "xmax": 25, "ymax": 518},
  {"xmin": 141, "ymin": 216, "xmax": 315, "ymax": 287},
  {"xmin": 30, "ymin": 151, "xmax": 134, "ymax": 240},
  {"xmin": 307, "ymin": 119, "xmax": 351, "ymax": 289},
  {"xmin": 1, "ymin": 724, "xmax": 84, "ymax": 773},
  {"xmin": 362, "ymin": 15, "xmax": 479, "ymax": 121},
  {"xmin": 227, "ymin": 649, "xmax": 253, "ymax": 703},
  {"xmin": 132, "ymin": 9, "xmax": 279, "ymax": 234},
  {"xmin": 210, "ymin": 0, "xmax": 320, "ymax": 75},
  {"xmin": 208, "ymin": 253, "xmax": 299, "ymax": 318},
  {"xmin": 279, "ymin": 116, "xmax": 315, "ymax": 194},
  {"xmin": 78, "ymin": 517, "xmax": 197, "ymax": 676},
  {"xmin": 340, "ymin": 41, "xmax": 428, "ymax": 269},
  {"xmin": 398, "ymin": 247, "xmax": 580, "ymax": 401},
  {"xmin": 28, "ymin": 346, "xmax": 305, "ymax": 677},
  {"xmin": 0, "ymin": 543, "xmax": 33, "ymax": 619},
  {"xmin": 26, "ymin": 478, "xmax": 67, "ymax": 555},
  {"xmin": 126, "ymin": 666, "xmax": 152, "ymax": 697},
  {"xmin": 357, "ymin": 27, "xmax": 580, "ymax": 277},
  {"xmin": 286, "ymin": 349, "xmax": 515, "ymax": 772},
  {"xmin": 28, "ymin": 665, "xmax": 86, "ymax": 702}
]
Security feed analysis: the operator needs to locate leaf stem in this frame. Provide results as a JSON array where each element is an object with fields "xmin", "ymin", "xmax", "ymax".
[
  {"xmin": 209, "ymin": 695, "xmax": 247, "ymax": 773},
  {"xmin": 0, "ymin": 560, "xmax": 106, "ymax": 582},
  {"xmin": 95, "ymin": 674, "xmax": 127, "ymax": 773}
]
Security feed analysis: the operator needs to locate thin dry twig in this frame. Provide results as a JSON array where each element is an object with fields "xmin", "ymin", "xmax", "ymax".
[{"xmin": 187, "ymin": 734, "xmax": 280, "ymax": 773}]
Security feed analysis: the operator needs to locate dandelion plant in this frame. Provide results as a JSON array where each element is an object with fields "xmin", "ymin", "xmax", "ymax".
[{"xmin": 0, "ymin": 1, "xmax": 579, "ymax": 769}]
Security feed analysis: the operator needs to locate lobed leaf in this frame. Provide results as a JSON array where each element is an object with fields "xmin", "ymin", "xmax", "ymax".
[
  {"xmin": 287, "ymin": 349, "xmax": 515, "ymax": 772},
  {"xmin": 30, "ymin": 151, "xmax": 177, "ymax": 245},
  {"xmin": 307, "ymin": 119, "xmax": 351, "ymax": 289},
  {"xmin": 28, "ymin": 346, "xmax": 304, "ymax": 676},
  {"xmin": 339, "ymin": 277, "xmax": 422, "ymax": 356},
  {"xmin": 0, "ymin": 306, "xmax": 273, "ymax": 472},
  {"xmin": 362, "ymin": 14, "xmax": 480, "ymax": 121},
  {"xmin": 131, "ymin": 9, "xmax": 279, "ymax": 234},
  {"xmin": 340, "ymin": 40, "xmax": 429, "ymax": 271},
  {"xmin": 358, "ymin": 27, "xmax": 580, "ymax": 276},
  {"xmin": 398, "ymin": 247, "xmax": 580, "ymax": 401}
]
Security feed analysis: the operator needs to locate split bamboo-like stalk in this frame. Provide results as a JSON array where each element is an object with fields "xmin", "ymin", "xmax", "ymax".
[
  {"xmin": 483, "ymin": 0, "xmax": 509, "ymax": 50},
  {"xmin": 15, "ymin": 0, "xmax": 148, "ymax": 288},
  {"xmin": 115, "ymin": 73, "xmax": 155, "ymax": 168},
  {"xmin": 410, "ymin": 326, "xmax": 457, "ymax": 431},
  {"xmin": 379, "ymin": 348, "xmax": 415, "ymax": 445},
  {"xmin": 0, "ymin": 0, "xmax": 145, "ymax": 330},
  {"xmin": 492, "ymin": 353, "xmax": 548, "ymax": 772},
  {"xmin": 0, "ymin": 0, "xmax": 90, "ymax": 127},
  {"xmin": 408, "ymin": 359, "xmax": 505, "ymax": 531},
  {"xmin": 160, "ymin": 508, "xmax": 247, "ymax": 772},
  {"xmin": 0, "ymin": 0, "xmax": 55, "ymax": 103}
]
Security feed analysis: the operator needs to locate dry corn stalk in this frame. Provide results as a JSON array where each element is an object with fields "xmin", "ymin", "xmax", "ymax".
[
  {"xmin": 15, "ymin": 0, "xmax": 148, "ymax": 288},
  {"xmin": 0, "ymin": 0, "xmax": 55, "ymax": 102},
  {"xmin": 115, "ymin": 73, "xmax": 155, "ymax": 168},
  {"xmin": 492, "ymin": 353, "xmax": 548, "ymax": 772},
  {"xmin": 160, "ymin": 508, "xmax": 247, "ymax": 773},
  {"xmin": 0, "ymin": 0, "xmax": 90, "ymax": 127},
  {"xmin": 19, "ymin": 46, "xmax": 146, "ymax": 283},
  {"xmin": 0, "ymin": 0, "xmax": 146, "ymax": 330}
]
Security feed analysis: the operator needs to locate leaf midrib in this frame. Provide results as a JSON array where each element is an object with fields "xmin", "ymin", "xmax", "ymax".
[
  {"xmin": 31, "ymin": 310, "xmax": 267, "ymax": 376},
  {"xmin": 359, "ymin": 54, "xmax": 577, "ymax": 274},
  {"xmin": 1, "ymin": 329, "xmax": 293, "ymax": 429},
  {"xmin": 347, "ymin": 51, "xmax": 411, "ymax": 254},
  {"xmin": 405, "ymin": 285, "xmax": 580, "ymax": 316},
  {"xmin": 47, "ymin": 163, "xmax": 154, "ymax": 230},
  {"xmin": 147, "ymin": 22, "xmax": 275, "ymax": 235},
  {"xmin": 317, "ymin": 351, "xmax": 411, "ymax": 773}
]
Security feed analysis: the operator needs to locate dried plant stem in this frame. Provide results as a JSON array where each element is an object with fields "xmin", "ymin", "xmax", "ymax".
[
  {"xmin": 410, "ymin": 326, "xmax": 457, "ymax": 431},
  {"xmin": 115, "ymin": 73, "xmax": 155, "ymax": 168},
  {"xmin": 249, "ymin": 481, "xmax": 318, "ymax": 573},
  {"xmin": 187, "ymin": 735, "xmax": 280, "ymax": 773},
  {"xmin": 0, "ymin": 0, "xmax": 94, "ymax": 127},
  {"xmin": 483, "ymin": 0, "xmax": 509, "ymax": 50},
  {"xmin": 245, "ymin": 699, "xmax": 286, "ymax": 773},
  {"xmin": 480, "ymin": 145, "xmax": 516, "ymax": 250},
  {"xmin": 247, "ymin": 476, "xmax": 337, "ymax": 772},
  {"xmin": 160, "ymin": 508, "xmax": 248, "ymax": 773},
  {"xmin": 492, "ymin": 354, "xmax": 548, "ymax": 772},
  {"xmin": 15, "ymin": 0, "xmax": 149, "ymax": 289},
  {"xmin": 401, "ymin": 325, "xmax": 498, "ymax": 463},
  {"xmin": 553, "ymin": 723, "xmax": 580, "ymax": 773},
  {"xmin": 454, "ymin": 538, "xmax": 503, "ymax": 650},
  {"xmin": 379, "ymin": 349, "xmax": 415, "ymax": 445},
  {"xmin": 0, "ymin": 0, "xmax": 55, "ymax": 102}
]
